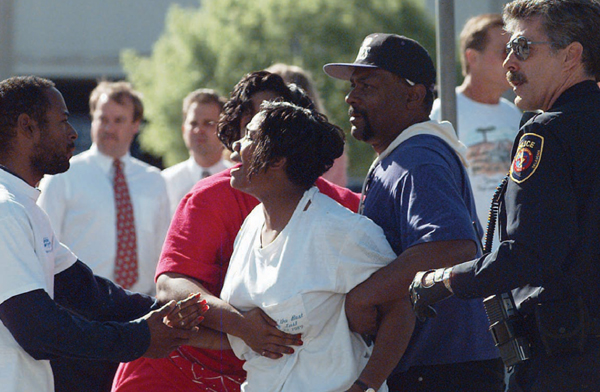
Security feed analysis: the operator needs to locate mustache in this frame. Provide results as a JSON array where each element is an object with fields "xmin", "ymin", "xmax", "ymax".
[
  {"xmin": 507, "ymin": 71, "xmax": 527, "ymax": 85},
  {"xmin": 348, "ymin": 107, "xmax": 367, "ymax": 117}
]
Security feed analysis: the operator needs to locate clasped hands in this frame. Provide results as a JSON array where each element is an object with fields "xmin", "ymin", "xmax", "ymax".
[
  {"xmin": 141, "ymin": 293, "xmax": 209, "ymax": 358},
  {"xmin": 163, "ymin": 292, "xmax": 210, "ymax": 330},
  {"xmin": 146, "ymin": 297, "xmax": 302, "ymax": 360}
]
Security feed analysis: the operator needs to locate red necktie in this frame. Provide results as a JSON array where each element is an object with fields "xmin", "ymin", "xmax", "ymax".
[{"xmin": 113, "ymin": 159, "xmax": 138, "ymax": 289}]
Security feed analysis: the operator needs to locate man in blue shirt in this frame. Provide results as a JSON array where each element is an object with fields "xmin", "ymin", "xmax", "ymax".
[{"xmin": 323, "ymin": 34, "xmax": 503, "ymax": 391}]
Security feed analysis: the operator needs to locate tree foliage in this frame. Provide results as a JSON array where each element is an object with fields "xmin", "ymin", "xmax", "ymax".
[{"xmin": 122, "ymin": 0, "xmax": 435, "ymax": 178}]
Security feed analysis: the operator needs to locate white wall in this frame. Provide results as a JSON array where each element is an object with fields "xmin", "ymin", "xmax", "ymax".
[{"xmin": 10, "ymin": 0, "xmax": 200, "ymax": 79}]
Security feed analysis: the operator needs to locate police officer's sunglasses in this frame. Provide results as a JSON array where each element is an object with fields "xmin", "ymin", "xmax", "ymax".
[{"xmin": 505, "ymin": 36, "xmax": 552, "ymax": 61}]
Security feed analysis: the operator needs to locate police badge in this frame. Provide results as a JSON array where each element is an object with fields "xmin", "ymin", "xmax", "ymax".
[{"xmin": 510, "ymin": 133, "xmax": 544, "ymax": 183}]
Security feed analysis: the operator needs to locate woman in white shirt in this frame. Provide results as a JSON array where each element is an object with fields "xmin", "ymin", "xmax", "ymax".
[{"xmin": 218, "ymin": 101, "xmax": 414, "ymax": 392}]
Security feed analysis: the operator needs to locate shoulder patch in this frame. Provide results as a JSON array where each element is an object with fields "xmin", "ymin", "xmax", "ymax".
[{"xmin": 510, "ymin": 133, "xmax": 544, "ymax": 183}]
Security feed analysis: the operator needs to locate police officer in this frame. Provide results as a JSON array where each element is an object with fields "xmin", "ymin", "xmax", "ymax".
[{"xmin": 409, "ymin": 0, "xmax": 600, "ymax": 391}]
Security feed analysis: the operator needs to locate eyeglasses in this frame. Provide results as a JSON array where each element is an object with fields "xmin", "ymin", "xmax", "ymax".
[{"xmin": 506, "ymin": 36, "xmax": 552, "ymax": 61}]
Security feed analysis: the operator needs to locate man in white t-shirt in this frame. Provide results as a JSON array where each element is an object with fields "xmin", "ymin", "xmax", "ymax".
[
  {"xmin": 431, "ymin": 14, "xmax": 522, "ymax": 249},
  {"xmin": 162, "ymin": 89, "xmax": 231, "ymax": 215},
  {"xmin": 0, "ymin": 76, "xmax": 202, "ymax": 392}
]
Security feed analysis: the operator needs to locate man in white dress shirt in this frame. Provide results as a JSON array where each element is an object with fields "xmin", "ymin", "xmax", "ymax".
[
  {"xmin": 430, "ymin": 14, "xmax": 522, "ymax": 249},
  {"xmin": 162, "ymin": 89, "xmax": 230, "ymax": 215},
  {"xmin": 38, "ymin": 81, "xmax": 170, "ymax": 295}
]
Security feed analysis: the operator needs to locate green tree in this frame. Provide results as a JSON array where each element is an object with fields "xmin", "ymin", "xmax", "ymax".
[{"xmin": 123, "ymin": 0, "xmax": 435, "ymax": 180}]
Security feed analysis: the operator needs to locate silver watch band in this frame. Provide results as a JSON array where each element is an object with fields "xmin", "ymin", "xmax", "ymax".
[{"xmin": 442, "ymin": 267, "xmax": 453, "ymax": 293}]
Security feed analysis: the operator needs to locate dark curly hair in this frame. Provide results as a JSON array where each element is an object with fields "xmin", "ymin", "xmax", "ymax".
[
  {"xmin": 246, "ymin": 101, "xmax": 344, "ymax": 190},
  {"xmin": 218, "ymin": 71, "xmax": 296, "ymax": 151},
  {"xmin": 0, "ymin": 76, "xmax": 55, "ymax": 155},
  {"xmin": 287, "ymin": 83, "xmax": 316, "ymax": 112}
]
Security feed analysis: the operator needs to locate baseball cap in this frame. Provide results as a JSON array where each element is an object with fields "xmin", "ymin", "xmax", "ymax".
[{"xmin": 323, "ymin": 33, "xmax": 436, "ymax": 91}]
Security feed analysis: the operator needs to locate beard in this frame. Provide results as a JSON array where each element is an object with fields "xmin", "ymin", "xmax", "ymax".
[
  {"xmin": 361, "ymin": 115, "xmax": 375, "ymax": 142},
  {"xmin": 349, "ymin": 107, "xmax": 375, "ymax": 142},
  {"xmin": 30, "ymin": 139, "xmax": 72, "ymax": 176}
]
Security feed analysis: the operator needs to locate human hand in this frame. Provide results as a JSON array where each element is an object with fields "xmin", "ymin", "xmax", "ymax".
[
  {"xmin": 163, "ymin": 292, "xmax": 209, "ymax": 330},
  {"xmin": 239, "ymin": 308, "xmax": 303, "ymax": 359},
  {"xmin": 409, "ymin": 269, "xmax": 453, "ymax": 322},
  {"xmin": 142, "ymin": 300, "xmax": 199, "ymax": 358},
  {"xmin": 345, "ymin": 289, "xmax": 378, "ymax": 335}
]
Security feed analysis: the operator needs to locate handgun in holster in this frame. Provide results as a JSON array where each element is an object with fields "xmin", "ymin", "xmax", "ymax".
[{"xmin": 483, "ymin": 292, "xmax": 532, "ymax": 367}]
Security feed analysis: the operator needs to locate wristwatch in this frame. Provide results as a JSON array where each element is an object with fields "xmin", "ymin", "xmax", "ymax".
[{"xmin": 354, "ymin": 379, "xmax": 376, "ymax": 392}]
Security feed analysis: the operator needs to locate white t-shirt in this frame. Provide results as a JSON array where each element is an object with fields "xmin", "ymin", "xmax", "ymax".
[
  {"xmin": 0, "ymin": 169, "xmax": 77, "ymax": 392},
  {"xmin": 162, "ymin": 157, "xmax": 232, "ymax": 216},
  {"xmin": 221, "ymin": 187, "xmax": 395, "ymax": 392},
  {"xmin": 37, "ymin": 145, "xmax": 170, "ymax": 294},
  {"xmin": 431, "ymin": 90, "xmax": 522, "ymax": 249}
]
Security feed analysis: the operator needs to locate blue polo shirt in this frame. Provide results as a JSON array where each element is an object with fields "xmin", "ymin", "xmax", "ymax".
[{"xmin": 363, "ymin": 133, "xmax": 499, "ymax": 373}]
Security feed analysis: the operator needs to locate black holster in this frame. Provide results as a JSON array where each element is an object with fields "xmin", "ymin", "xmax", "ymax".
[{"xmin": 483, "ymin": 293, "xmax": 531, "ymax": 367}]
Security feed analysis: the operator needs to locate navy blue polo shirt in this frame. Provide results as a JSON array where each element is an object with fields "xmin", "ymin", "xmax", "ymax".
[{"xmin": 363, "ymin": 133, "xmax": 499, "ymax": 372}]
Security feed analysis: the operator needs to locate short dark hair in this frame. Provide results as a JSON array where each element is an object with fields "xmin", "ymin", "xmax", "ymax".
[
  {"xmin": 182, "ymin": 88, "xmax": 226, "ymax": 120},
  {"xmin": 460, "ymin": 14, "xmax": 505, "ymax": 76},
  {"xmin": 246, "ymin": 101, "xmax": 344, "ymax": 190},
  {"xmin": 89, "ymin": 81, "xmax": 144, "ymax": 122},
  {"xmin": 0, "ymin": 76, "xmax": 55, "ymax": 154},
  {"xmin": 218, "ymin": 71, "xmax": 296, "ymax": 151},
  {"xmin": 504, "ymin": 0, "xmax": 600, "ymax": 81}
]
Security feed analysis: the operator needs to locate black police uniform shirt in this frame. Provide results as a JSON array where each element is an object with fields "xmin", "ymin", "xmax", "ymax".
[{"xmin": 450, "ymin": 80, "xmax": 600, "ymax": 317}]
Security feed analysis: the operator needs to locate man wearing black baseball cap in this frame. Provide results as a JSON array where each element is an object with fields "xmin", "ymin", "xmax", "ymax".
[{"xmin": 324, "ymin": 34, "xmax": 504, "ymax": 392}]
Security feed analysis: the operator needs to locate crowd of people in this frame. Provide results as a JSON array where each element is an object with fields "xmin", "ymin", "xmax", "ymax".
[{"xmin": 1, "ymin": 0, "xmax": 599, "ymax": 391}]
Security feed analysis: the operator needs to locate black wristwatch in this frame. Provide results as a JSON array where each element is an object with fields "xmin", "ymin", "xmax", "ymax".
[{"xmin": 354, "ymin": 379, "xmax": 376, "ymax": 392}]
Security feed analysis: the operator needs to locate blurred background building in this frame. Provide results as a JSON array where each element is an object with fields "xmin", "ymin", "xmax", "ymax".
[
  {"xmin": 0, "ymin": 0, "xmax": 512, "ymax": 167},
  {"xmin": 0, "ymin": 0, "xmax": 199, "ymax": 160}
]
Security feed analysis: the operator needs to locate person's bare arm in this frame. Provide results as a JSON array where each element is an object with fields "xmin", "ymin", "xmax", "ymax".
[
  {"xmin": 346, "ymin": 239, "xmax": 476, "ymax": 334},
  {"xmin": 156, "ymin": 272, "xmax": 230, "ymax": 330},
  {"xmin": 157, "ymin": 272, "xmax": 301, "ymax": 357},
  {"xmin": 186, "ymin": 325, "xmax": 233, "ymax": 351},
  {"xmin": 345, "ymin": 297, "xmax": 415, "ymax": 392}
]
